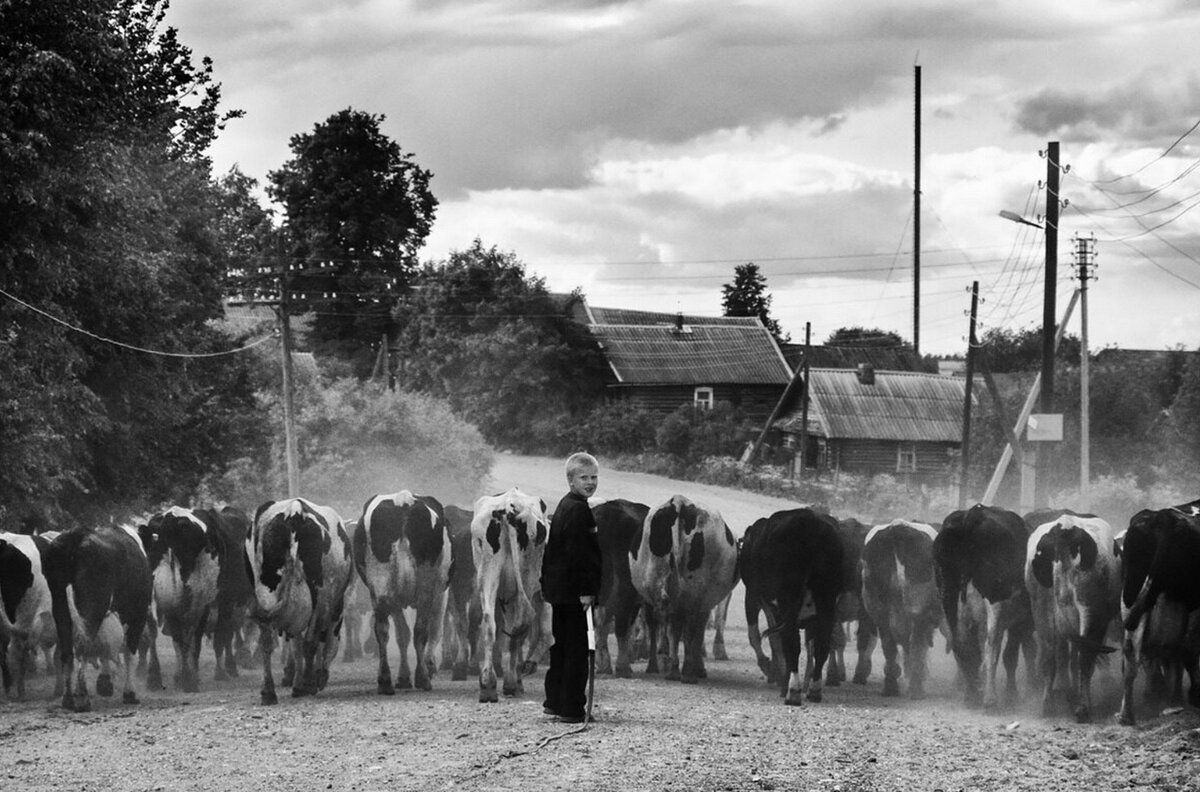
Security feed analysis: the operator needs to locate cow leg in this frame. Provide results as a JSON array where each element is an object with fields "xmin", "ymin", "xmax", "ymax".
[
  {"xmin": 372, "ymin": 604, "xmax": 395, "ymax": 695},
  {"xmin": 448, "ymin": 603, "xmax": 470, "ymax": 681},
  {"xmin": 342, "ymin": 611, "xmax": 363, "ymax": 664},
  {"xmin": 643, "ymin": 607, "xmax": 661, "ymax": 675},
  {"xmin": 293, "ymin": 637, "xmax": 319, "ymax": 697},
  {"xmin": 680, "ymin": 614, "xmax": 705, "ymax": 684},
  {"xmin": 1001, "ymin": 626, "xmax": 1023, "ymax": 707},
  {"xmin": 664, "ymin": 614, "xmax": 683, "ymax": 681},
  {"xmin": 68, "ymin": 654, "xmax": 92, "ymax": 712},
  {"xmin": 781, "ymin": 621, "xmax": 804, "ymax": 706},
  {"xmin": 594, "ymin": 606, "xmax": 613, "ymax": 675},
  {"xmin": 806, "ymin": 602, "xmax": 836, "ymax": 703},
  {"xmin": 97, "ymin": 654, "xmax": 115, "ymax": 698},
  {"xmin": 613, "ymin": 598, "xmax": 640, "ymax": 679},
  {"xmin": 853, "ymin": 616, "xmax": 876, "ymax": 684},
  {"xmin": 258, "ymin": 627, "xmax": 278, "ymax": 706},
  {"xmin": 393, "ymin": 610, "xmax": 413, "ymax": 691},
  {"xmin": 879, "ymin": 626, "xmax": 901, "ymax": 697},
  {"xmin": 1117, "ymin": 629, "xmax": 1139, "ymax": 726},
  {"xmin": 477, "ymin": 605, "xmax": 499, "ymax": 703},
  {"xmin": 907, "ymin": 622, "xmax": 932, "ymax": 700},
  {"xmin": 980, "ymin": 605, "xmax": 1003, "ymax": 709},
  {"xmin": 711, "ymin": 595, "xmax": 730, "ymax": 662},
  {"xmin": 829, "ymin": 621, "xmax": 848, "ymax": 686},
  {"xmin": 280, "ymin": 638, "xmax": 296, "ymax": 688},
  {"xmin": 413, "ymin": 593, "xmax": 444, "ymax": 692},
  {"xmin": 120, "ymin": 644, "xmax": 138, "ymax": 704}
]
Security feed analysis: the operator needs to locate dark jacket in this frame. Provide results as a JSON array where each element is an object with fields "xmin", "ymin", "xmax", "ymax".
[{"xmin": 540, "ymin": 492, "xmax": 602, "ymax": 605}]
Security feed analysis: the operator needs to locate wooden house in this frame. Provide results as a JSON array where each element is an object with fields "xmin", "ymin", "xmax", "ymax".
[
  {"xmin": 578, "ymin": 303, "xmax": 793, "ymax": 424},
  {"xmin": 775, "ymin": 365, "xmax": 968, "ymax": 485}
]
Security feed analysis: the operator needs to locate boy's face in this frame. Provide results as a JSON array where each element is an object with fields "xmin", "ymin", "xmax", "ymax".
[{"xmin": 568, "ymin": 465, "xmax": 599, "ymax": 499}]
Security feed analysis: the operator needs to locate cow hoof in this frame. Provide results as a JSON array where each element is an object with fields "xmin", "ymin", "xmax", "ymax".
[
  {"xmin": 882, "ymin": 679, "xmax": 901, "ymax": 697},
  {"xmin": 518, "ymin": 660, "xmax": 537, "ymax": 676},
  {"xmin": 378, "ymin": 679, "xmax": 395, "ymax": 696},
  {"xmin": 96, "ymin": 674, "xmax": 114, "ymax": 697},
  {"xmin": 214, "ymin": 667, "xmax": 229, "ymax": 682},
  {"xmin": 451, "ymin": 664, "xmax": 468, "ymax": 682},
  {"xmin": 615, "ymin": 665, "xmax": 633, "ymax": 679},
  {"xmin": 503, "ymin": 681, "xmax": 523, "ymax": 696},
  {"xmin": 417, "ymin": 676, "xmax": 432, "ymax": 692},
  {"xmin": 909, "ymin": 686, "xmax": 927, "ymax": 701},
  {"xmin": 665, "ymin": 668, "xmax": 680, "ymax": 682},
  {"xmin": 261, "ymin": 690, "xmax": 278, "ymax": 706},
  {"xmin": 806, "ymin": 689, "xmax": 823, "ymax": 703},
  {"xmin": 122, "ymin": 691, "xmax": 138, "ymax": 704},
  {"xmin": 1117, "ymin": 711, "xmax": 1135, "ymax": 727},
  {"xmin": 479, "ymin": 688, "xmax": 499, "ymax": 703},
  {"xmin": 852, "ymin": 672, "xmax": 869, "ymax": 685},
  {"xmin": 182, "ymin": 678, "xmax": 200, "ymax": 694},
  {"xmin": 826, "ymin": 678, "xmax": 841, "ymax": 688},
  {"xmin": 315, "ymin": 670, "xmax": 329, "ymax": 691},
  {"xmin": 680, "ymin": 674, "xmax": 699, "ymax": 685},
  {"xmin": 225, "ymin": 663, "xmax": 239, "ymax": 679},
  {"xmin": 395, "ymin": 675, "xmax": 412, "ymax": 691},
  {"xmin": 1074, "ymin": 705, "xmax": 1092, "ymax": 724},
  {"xmin": 292, "ymin": 685, "xmax": 314, "ymax": 698},
  {"xmin": 784, "ymin": 692, "xmax": 804, "ymax": 706}
]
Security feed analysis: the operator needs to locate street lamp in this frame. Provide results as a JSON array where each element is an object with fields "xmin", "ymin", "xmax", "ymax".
[{"xmin": 997, "ymin": 210, "xmax": 1043, "ymax": 229}]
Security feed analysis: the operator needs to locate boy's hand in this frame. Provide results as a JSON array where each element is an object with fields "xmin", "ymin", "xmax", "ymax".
[{"xmin": 579, "ymin": 595, "xmax": 595, "ymax": 606}]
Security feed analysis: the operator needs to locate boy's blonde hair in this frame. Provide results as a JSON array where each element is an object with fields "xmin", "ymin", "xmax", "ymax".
[{"xmin": 565, "ymin": 451, "xmax": 599, "ymax": 478}]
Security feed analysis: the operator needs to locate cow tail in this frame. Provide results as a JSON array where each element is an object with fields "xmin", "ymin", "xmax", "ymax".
[
  {"xmin": 0, "ymin": 600, "xmax": 27, "ymax": 641},
  {"xmin": 504, "ymin": 512, "xmax": 536, "ymax": 636},
  {"xmin": 1122, "ymin": 576, "xmax": 1154, "ymax": 632}
]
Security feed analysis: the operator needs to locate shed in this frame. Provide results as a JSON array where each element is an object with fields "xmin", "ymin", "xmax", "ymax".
[{"xmin": 776, "ymin": 366, "xmax": 968, "ymax": 484}]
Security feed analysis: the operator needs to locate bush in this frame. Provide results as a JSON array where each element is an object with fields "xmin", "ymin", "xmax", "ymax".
[{"xmin": 196, "ymin": 377, "xmax": 492, "ymax": 519}]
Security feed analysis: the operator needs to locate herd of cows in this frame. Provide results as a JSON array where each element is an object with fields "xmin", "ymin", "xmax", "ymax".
[{"xmin": 1, "ymin": 487, "xmax": 1199, "ymax": 730}]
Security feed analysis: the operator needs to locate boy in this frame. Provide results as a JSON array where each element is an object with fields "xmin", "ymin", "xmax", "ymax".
[{"xmin": 540, "ymin": 452, "xmax": 603, "ymax": 723}]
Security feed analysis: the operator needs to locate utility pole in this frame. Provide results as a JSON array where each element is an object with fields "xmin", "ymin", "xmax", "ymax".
[
  {"xmin": 959, "ymin": 281, "xmax": 979, "ymax": 508},
  {"xmin": 913, "ymin": 64, "xmax": 921, "ymax": 357},
  {"xmin": 798, "ymin": 321, "xmax": 812, "ymax": 479},
  {"xmin": 1075, "ymin": 233, "xmax": 1097, "ymax": 509},
  {"xmin": 1035, "ymin": 140, "xmax": 1061, "ymax": 508}
]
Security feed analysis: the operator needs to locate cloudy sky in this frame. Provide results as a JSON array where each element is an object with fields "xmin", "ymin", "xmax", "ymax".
[{"xmin": 168, "ymin": 0, "xmax": 1200, "ymax": 355}]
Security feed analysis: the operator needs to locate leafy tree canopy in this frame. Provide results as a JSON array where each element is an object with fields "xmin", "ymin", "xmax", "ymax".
[
  {"xmin": 721, "ymin": 263, "xmax": 789, "ymax": 344},
  {"xmin": 0, "ymin": 0, "xmax": 264, "ymax": 529},
  {"xmin": 978, "ymin": 325, "xmax": 1081, "ymax": 372},
  {"xmin": 266, "ymin": 108, "xmax": 437, "ymax": 371},
  {"xmin": 824, "ymin": 326, "xmax": 911, "ymax": 348}
]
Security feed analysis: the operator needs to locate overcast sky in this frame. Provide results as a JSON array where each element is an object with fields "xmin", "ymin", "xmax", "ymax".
[{"xmin": 167, "ymin": 0, "xmax": 1200, "ymax": 355}]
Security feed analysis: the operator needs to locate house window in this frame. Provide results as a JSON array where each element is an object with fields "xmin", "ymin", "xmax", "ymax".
[
  {"xmin": 694, "ymin": 387, "xmax": 714, "ymax": 410},
  {"xmin": 897, "ymin": 444, "xmax": 917, "ymax": 472}
]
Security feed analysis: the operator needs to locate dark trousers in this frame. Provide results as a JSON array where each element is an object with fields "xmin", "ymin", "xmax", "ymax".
[{"xmin": 543, "ymin": 602, "xmax": 589, "ymax": 717}]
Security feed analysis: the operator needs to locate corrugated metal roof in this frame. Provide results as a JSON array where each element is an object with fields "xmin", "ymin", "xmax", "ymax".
[
  {"xmin": 588, "ymin": 323, "xmax": 792, "ymax": 385},
  {"xmin": 777, "ymin": 368, "xmax": 966, "ymax": 442},
  {"xmin": 588, "ymin": 306, "xmax": 761, "ymax": 328}
]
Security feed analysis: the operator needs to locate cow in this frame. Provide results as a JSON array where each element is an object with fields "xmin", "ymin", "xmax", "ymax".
[
  {"xmin": 829, "ymin": 517, "xmax": 874, "ymax": 687},
  {"xmin": 470, "ymin": 487, "xmax": 549, "ymax": 702},
  {"xmin": 1024, "ymin": 512, "xmax": 1120, "ymax": 722},
  {"xmin": 247, "ymin": 498, "xmax": 354, "ymax": 705},
  {"xmin": 137, "ymin": 505, "xmax": 253, "ymax": 692},
  {"xmin": 440, "ymin": 504, "xmax": 480, "ymax": 681},
  {"xmin": 860, "ymin": 519, "xmax": 942, "ymax": 699},
  {"xmin": 43, "ymin": 524, "xmax": 153, "ymax": 712},
  {"xmin": 631, "ymin": 495, "xmax": 738, "ymax": 684},
  {"xmin": 740, "ymin": 508, "xmax": 843, "ymax": 705},
  {"xmin": 0, "ymin": 532, "xmax": 56, "ymax": 700},
  {"xmin": 353, "ymin": 490, "xmax": 452, "ymax": 694},
  {"xmin": 589, "ymin": 498, "xmax": 649, "ymax": 678},
  {"xmin": 934, "ymin": 503, "xmax": 1035, "ymax": 709},
  {"xmin": 1117, "ymin": 503, "xmax": 1200, "ymax": 725}
]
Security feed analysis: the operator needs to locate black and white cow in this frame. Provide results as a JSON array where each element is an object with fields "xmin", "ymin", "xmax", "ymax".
[
  {"xmin": 1024, "ymin": 512, "xmax": 1120, "ymax": 722},
  {"xmin": 631, "ymin": 495, "xmax": 738, "ymax": 684},
  {"xmin": 934, "ymin": 503, "xmax": 1034, "ymax": 709},
  {"xmin": 861, "ymin": 519, "xmax": 942, "ymax": 698},
  {"xmin": 247, "ymin": 498, "xmax": 353, "ymax": 705},
  {"xmin": 440, "ymin": 504, "xmax": 480, "ymax": 681},
  {"xmin": 470, "ymin": 487, "xmax": 549, "ymax": 702},
  {"xmin": 353, "ymin": 491, "xmax": 452, "ymax": 694},
  {"xmin": 830, "ymin": 517, "xmax": 874, "ymax": 687},
  {"xmin": 592, "ymin": 498, "xmax": 649, "ymax": 678},
  {"xmin": 44, "ymin": 524, "xmax": 153, "ymax": 712},
  {"xmin": 741, "ymin": 508, "xmax": 843, "ymax": 705},
  {"xmin": 0, "ymin": 532, "xmax": 55, "ymax": 700},
  {"xmin": 1118, "ymin": 503, "xmax": 1200, "ymax": 725},
  {"xmin": 138, "ymin": 505, "xmax": 253, "ymax": 692}
]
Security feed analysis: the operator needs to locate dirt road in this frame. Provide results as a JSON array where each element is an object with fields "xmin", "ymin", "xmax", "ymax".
[{"xmin": 3, "ymin": 455, "xmax": 1197, "ymax": 791}]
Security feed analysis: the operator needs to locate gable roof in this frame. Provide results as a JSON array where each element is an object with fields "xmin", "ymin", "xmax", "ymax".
[
  {"xmin": 777, "ymin": 368, "xmax": 966, "ymax": 442},
  {"xmin": 579, "ymin": 303, "xmax": 792, "ymax": 386},
  {"xmin": 780, "ymin": 343, "xmax": 926, "ymax": 372}
]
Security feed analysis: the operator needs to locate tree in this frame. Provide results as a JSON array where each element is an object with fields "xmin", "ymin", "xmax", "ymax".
[
  {"xmin": 266, "ymin": 109, "xmax": 437, "ymax": 371},
  {"xmin": 824, "ymin": 327, "xmax": 911, "ymax": 348},
  {"xmin": 0, "ymin": 0, "xmax": 262, "ymax": 528},
  {"xmin": 977, "ymin": 325, "xmax": 1081, "ymax": 372},
  {"xmin": 395, "ymin": 240, "xmax": 608, "ymax": 449},
  {"xmin": 721, "ymin": 263, "xmax": 789, "ymax": 344}
]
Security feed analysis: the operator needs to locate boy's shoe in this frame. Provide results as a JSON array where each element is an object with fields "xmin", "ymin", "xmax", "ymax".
[{"xmin": 557, "ymin": 713, "xmax": 596, "ymax": 724}]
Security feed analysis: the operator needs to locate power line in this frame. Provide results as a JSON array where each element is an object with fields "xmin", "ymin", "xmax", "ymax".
[
  {"xmin": 1090, "ymin": 116, "xmax": 1200, "ymax": 185},
  {"xmin": 0, "ymin": 286, "xmax": 277, "ymax": 358}
]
